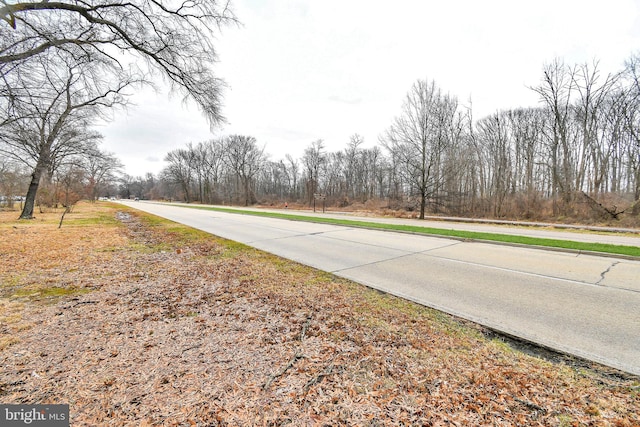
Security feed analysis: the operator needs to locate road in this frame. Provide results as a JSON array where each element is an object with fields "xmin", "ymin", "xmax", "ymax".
[
  {"xmin": 118, "ymin": 201, "xmax": 640, "ymax": 375},
  {"xmin": 211, "ymin": 205, "xmax": 640, "ymax": 247}
]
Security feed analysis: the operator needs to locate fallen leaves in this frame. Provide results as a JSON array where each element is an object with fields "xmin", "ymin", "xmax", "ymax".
[{"xmin": 0, "ymin": 203, "xmax": 638, "ymax": 426}]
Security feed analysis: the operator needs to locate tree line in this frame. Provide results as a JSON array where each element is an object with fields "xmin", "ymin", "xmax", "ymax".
[{"xmin": 150, "ymin": 56, "xmax": 640, "ymax": 222}]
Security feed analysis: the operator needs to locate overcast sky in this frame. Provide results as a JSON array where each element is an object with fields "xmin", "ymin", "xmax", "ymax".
[{"xmin": 97, "ymin": 0, "xmax": 640, "ymax": 177}]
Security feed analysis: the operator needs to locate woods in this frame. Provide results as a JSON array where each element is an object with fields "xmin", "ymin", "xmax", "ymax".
[{"xmin": 146, "ymin": 57, "xmax": 640, "ymax": 224}]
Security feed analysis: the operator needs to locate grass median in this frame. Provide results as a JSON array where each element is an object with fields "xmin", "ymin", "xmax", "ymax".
[{"xmin": 179, "ymin": 204, "xmax": 640, "ymax": 258}]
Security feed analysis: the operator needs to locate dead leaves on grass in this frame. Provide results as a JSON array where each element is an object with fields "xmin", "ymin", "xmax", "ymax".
[{"xmin": 0, "ymin": 203, "xmax": 638, "ymax": 426}]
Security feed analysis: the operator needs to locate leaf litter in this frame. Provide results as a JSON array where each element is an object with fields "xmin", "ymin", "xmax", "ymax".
[{"xmin": 0, "ymin": 203, "xmax": 638, "ymax": 426}]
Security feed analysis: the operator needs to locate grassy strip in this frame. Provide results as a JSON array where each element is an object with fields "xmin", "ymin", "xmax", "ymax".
[{"xmin": 180, "ymin": 204, "xmax": 640, "ymax": 258}]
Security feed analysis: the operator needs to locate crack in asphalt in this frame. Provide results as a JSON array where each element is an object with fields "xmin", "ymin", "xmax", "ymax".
[{"xmin": 595, "ymin": 261, "xmax": 620, "ymax": 286}]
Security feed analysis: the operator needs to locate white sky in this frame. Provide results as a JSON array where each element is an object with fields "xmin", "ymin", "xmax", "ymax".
[{"xmin": 97, "ymin": 0, "xmax": 640, "ymax": 177}]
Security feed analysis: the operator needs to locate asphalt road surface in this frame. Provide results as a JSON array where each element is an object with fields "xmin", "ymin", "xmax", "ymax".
[{"xmin": 118, "ymin": 201, "xmax": 640, "ymax": 375}]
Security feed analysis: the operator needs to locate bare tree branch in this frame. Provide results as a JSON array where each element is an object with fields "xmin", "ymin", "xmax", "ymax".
[{"xmin": 1, "ymin": 0, "xmax": 237, "ymax": 125}]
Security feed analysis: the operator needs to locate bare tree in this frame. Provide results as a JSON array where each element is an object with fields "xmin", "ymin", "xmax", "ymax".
[
  {"xmin": 324, "ymin": 151, "xmax": 345, "ymax": 200},
  {"xmin": 0, "ymin": 51, "xmax": 131, "ymax": 218},
  {"xmin": 200, "ymin": 138, "xmax": 225, "ymax": 204},
  {"xmin": 164, "ymin": 147, "xmax": 195, "ymax": 202},
  {"xmin": 81, "ymin": 147, "xmax": 123, "ymax": 201},
  {"xmin": 1, "ymin": 0, "xmax": 236, "ymax": 125},
  {"xmin": 476, "ymin": 113, "xmax": 513, "ymax": 216},
  {"xmin": 223, "ymin": 135, "xmax": 264, "ymax": 206},
  {"xmin": 302, "ymin": 140, "xmax": 326, "ymax": 206},
  {"xmin": 382, "ymin": 79, "xmax": 460, "ymax": 219},
  {"xmin": 573, "ymin": 60, "xmax": 619, "ymax": 195},
  {"xmin": 284, "ymin": 154, "xmax": 300, "ymax": 200},
  {"xmin": 531, "ymin": 59, "xmax": 577, "ymax": 212},
  {"xmin": 53, "ymin": 163, "xmax": 85, "ymax": 209},
  {"xmin": 343, "ymin": 133, "xmax": 363, "ymax": 200}
]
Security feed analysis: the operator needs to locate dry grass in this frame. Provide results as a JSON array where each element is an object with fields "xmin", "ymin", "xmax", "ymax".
[{"xmin": 0, "ymin": 202, "xmax": 638, "ymax": 426}]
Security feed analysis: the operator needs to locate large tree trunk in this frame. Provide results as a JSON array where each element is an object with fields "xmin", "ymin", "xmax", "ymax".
[
  {"xmin": 19, "ymin": 164, "xmax": 44, "ymax": 219},
  {"xmin": 243, "ymin": 178, "xmax": 251, "ymax": 206}
]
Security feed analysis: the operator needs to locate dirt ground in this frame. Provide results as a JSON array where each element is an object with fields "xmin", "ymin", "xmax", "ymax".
[{"xmin": 0, "ymin": 202, "xmax": 638, "ymax": 426}]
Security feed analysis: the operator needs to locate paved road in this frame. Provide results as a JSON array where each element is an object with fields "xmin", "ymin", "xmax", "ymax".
[
  {"xmin": 118, "ymin": 201, "xmax": 640, "ymax": 375},
  {"xmin": 214, "ymin": 205, "xmax": 640, "ymax": 247}
]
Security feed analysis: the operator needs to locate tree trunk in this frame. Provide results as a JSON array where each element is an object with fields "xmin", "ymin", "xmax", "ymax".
[
  {"xmin": 19, "ymin": 164, "xmax": 44, "ymax": 219},
  {"xmin": 633, "ymin": 177, "xmax": 640, "ymax": 216},
  {"xmin": 243, "ymin": 177, "xmax": 250, "ymax": 206}
]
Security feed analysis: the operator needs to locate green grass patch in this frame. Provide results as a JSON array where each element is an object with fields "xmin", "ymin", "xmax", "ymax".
[
  {"xmin": 11, "ymin": 286, "xmax": 91, "ymax": 302},
  {"xmin": 180, "ymin": 205, "xmax": 640, "ymax": 258},
  {"xmin": 164, "ymin": 224, "xmax": 210, "ymax": 241},
  {"xmin": 217, "ymin": 240, "xmax": 253, "ymax": 259},
  {"xmin": 138, "ymin": 212, "xmax": 170, "ymax": 229},
  {"xmin": 65, "ymin": 212, "xmax": 120, "ymax": 227}
]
